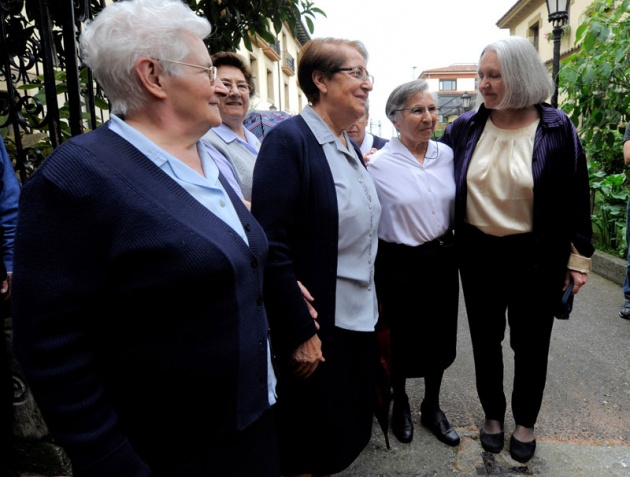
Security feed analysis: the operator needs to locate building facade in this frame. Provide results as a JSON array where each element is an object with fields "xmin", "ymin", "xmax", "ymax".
[
  {"xmin": 236, "ymin": 22, "xmax": 310, "ymax": 115},
  {"xmin": 420, "ymin": 64, "xmax": 478, "ymax": 125}
]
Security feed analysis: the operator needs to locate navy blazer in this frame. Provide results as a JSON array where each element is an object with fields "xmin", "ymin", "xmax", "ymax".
[
  {"xmin": 371, "ymin": 134, "xmax": 389, "ymax": 150},
  {"xmin": 251, "ymin": 115, "xmax": 365, "ymax": 357}
]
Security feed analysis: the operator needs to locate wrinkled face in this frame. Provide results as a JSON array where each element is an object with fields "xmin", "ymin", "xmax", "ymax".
[
  {"xmin": 164, "ymin": 35, "xmax": 228, "ymax": 134},
  {"xmin": 478, "ymin": 50, "xmax": 504, "ymax": 110},
  {"xmin": 347, "ymin": 112, "xmax": 369, "ymax": 145},
  {"xmin": 393, "ymin": 91, "xmax": 437, "ymax": 145},
  {"xmin": 216, "ymin": 65, "xmax": 251, "ymax": 125},
  {"xmin": 321, "ymin": 45, "xmax": 373, "ymax": 129}
]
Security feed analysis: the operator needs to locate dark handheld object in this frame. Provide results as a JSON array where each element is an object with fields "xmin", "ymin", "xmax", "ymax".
[{"xmin": 554, "ymin": 280, "xmax": 574, "ymax": 320}]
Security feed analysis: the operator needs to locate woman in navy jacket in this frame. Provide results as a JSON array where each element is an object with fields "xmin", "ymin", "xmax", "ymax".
[
  {"xmin": 251, "ymin": 38, "xmax": 381, "ymax": 476},
  {"xmin": 11, "ymin": 1, "xmax": 278, "ymax": 475},
  {"xmin": 440, "ymin": 36, "xmax": 593, "ymax": 463}
]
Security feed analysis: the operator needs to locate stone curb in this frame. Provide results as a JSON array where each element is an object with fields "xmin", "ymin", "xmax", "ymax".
[{"xmin": 592, "ymin": 249, "xmax": 625, "ymax": 286}]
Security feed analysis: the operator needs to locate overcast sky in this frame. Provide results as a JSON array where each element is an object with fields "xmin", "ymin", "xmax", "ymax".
[{"xmin": 311, "ymin": 0, "xmax": 513, "ymax": 137}]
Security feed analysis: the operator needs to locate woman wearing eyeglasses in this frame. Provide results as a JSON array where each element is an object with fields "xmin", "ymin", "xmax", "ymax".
[
  {"xmin": 202, "ymin": 51, "xmax": 260, "ymax": 203},
  {"xmin": 251, "ymin": 37, "xmax": 381, "ymax": 477},
  {"xmin": 367, "ymin": 79, "xmax": 460, "ymax": 448},
  {"xmin": 440, "ymin": 36, "xmax": 593, "ymax": 463},
  {"xmin": 11, "ymin": 0, "xmax": 282, "ymax": 475}
]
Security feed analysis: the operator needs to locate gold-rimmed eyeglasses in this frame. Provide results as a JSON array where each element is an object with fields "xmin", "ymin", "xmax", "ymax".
[
  {"xmin": 221, "ymin": 80, "xmax": 252, "ymax": 94},
  {"xmin": 157, "ymin": 59, "xmax": 217, "ymax": 84},
  {"xmin": 332, "ymin": 66, "xmax": 374, "ymax": 84}
]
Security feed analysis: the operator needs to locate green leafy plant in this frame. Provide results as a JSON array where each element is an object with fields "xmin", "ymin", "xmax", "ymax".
[
  {"xmin": 544, "ymin": 24, "xmax": 571, "ymax": 42},
  {"xmin": 589, "ymin": 162, "xmax": 629, "ymax": 256},
  {"xmin": 560, "ymin": 0, "xmax": 630, "ymax": 153}
]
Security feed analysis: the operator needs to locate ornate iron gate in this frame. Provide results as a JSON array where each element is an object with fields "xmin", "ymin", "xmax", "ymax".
[
  {"xmin": 0, "ymin": 0, "xmax": 105, "ymax": 183},
  {"xmin": 1, "ymin": 1, "xmax": 106, "ymax": 473}
]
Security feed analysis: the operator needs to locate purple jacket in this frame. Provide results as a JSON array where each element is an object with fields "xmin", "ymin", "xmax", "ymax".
[{"xmin": 440, "ymin": 103, "xmax": 593, "ymax": 276}]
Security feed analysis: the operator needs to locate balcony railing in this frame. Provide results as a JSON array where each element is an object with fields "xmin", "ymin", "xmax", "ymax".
[{"xmin": 282, "ymin": 51, "xmax": 295, "ymax": 76}]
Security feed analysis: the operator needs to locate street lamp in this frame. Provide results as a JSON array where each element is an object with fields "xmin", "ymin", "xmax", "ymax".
[
  {"xmin": 461, "ymin": 92, "xmax": 472, "ymax": 111},
  {"xmin": 546, "ymin": 0, "xmax": 570, "ymax": 108},
  {"xmin": 412, "ymin": 66, "xmax": 417, "ymax": 79}
]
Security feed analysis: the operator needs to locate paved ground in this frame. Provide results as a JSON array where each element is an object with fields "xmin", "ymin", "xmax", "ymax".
[{"xmin": 338, "ymin": 271, "xmax": 630, "ymax": 476}]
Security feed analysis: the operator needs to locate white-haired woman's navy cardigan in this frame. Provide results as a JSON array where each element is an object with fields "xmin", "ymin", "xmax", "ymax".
[{"xmin": 12, "ymin": 125, "xmax": 272, "ymax": 475}]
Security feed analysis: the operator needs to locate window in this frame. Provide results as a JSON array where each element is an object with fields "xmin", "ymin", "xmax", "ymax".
[
  {"xmin": 284, "ymin": 82, "xmax": 290, "ymax": 112},
  {"xmin": 250, "ymin": 57, "xmax": 259, "ymax": 96},
  {"xmin": 529, "ymin": 23, "xmax": 540, "ymax": 51},
  {"xmin": 439, "ymin": 80, "xmax": 456, "ymax": 91},
  {"xmin": 266, "ymin": 68, "xmax": 274, "ymax": 103}
]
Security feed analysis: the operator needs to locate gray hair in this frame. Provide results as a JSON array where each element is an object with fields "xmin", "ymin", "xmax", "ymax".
[
  {"xmin": 80, "ymin": 0, "xmax": 212, "ymax": 115},
  {"xmin": 386, "ymin": 79, "xmax": 436, "ymax": 124},
  {"xmin": 480, "ymin": 36, "xmax": 554, "ymax": 109}
]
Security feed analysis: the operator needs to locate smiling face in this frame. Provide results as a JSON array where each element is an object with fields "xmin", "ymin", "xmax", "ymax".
[
  {"xmin": 318, "ymin": 45, "xmax": 373, "ymax": 131},
  {"xmin": 393, "ymin": 91, "xmax": 437, "ymax": 148},
  {"xmin": 216, "ymin": 65, "xmax": 250, "ymax": 130},
  {"xmin": 478, "ymin": 49, "xmax": 504, "ymax": 110}
]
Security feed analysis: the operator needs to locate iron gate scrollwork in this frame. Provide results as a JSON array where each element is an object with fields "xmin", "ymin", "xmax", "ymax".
[
  {"xmin": 0, "ymin": 0, "xmax": 106, "ymax": 183},
  {"xmin": 1, "ymin": 1, "xmax": 105, "ymax": 474}
]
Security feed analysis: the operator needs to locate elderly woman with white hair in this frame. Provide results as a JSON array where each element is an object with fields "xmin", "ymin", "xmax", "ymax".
[
  {"xmin": 367, "ymin": 79, "xmax": 460, "ymax": 448},
  {"xmin": 11, "ymin": 0, "xmax": 280, "ymax": 475},
  {"xmin": 440, "ymin": 36, "xmax": 593, "ymax": 463}
]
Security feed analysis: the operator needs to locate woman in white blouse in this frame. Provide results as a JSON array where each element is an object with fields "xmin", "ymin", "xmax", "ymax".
[{"xmin": 367, "ymin": 79, "xmax": 460, "ymax": 448}]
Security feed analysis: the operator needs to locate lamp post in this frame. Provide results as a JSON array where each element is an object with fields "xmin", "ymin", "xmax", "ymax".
[
  {"xmin": 546, "ymin": 0, "xmax": 570, "ymax": 109},
  {"xmin": 412, "ymin": 66, "xmax": 417, "ymax": 80},
  {"xmin": 461, "ymin": 91, "xmax": 472, "ymax": 112}
]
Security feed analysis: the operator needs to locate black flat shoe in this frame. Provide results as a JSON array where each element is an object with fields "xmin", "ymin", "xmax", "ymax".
[
  {"xmin": 510, "ymin": 435, "xmax": 536, "ymax": 463},
  {"xmin": 392, "ymin": 395, "xmax": 413, "ymax": 443},
  {"xmin": 420, "ymin": 408, "xmax": 460, "ymax": 447},
  {"xmin": 480, "ymin": 428, "xmax": 504, "ymax": 453}
]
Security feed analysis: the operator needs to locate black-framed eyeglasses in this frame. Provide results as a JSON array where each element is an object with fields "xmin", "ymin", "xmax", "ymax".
[
  {"xmin": 220, "ymin": 80, "xmax": 252, "ymax": 94},
  {"xmin": 392, "ymin": 106, "xmax": 439, "ymax": 116},
  {"xmin": 157, "ymin": 59, "xmax": 218, "ymax": 84},
  {"xmin": 332, "ymin": 66, "xmax": 374, "ymax": 84}
]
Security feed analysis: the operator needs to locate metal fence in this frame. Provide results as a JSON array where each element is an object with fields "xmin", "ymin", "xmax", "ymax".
[
  {"xmin": 1, "ymin": 1, "xmax": 107, "ymax": 472},
  {"xmin": 0, "ymin": 0, "xmax": 105, "ymax": 183}
]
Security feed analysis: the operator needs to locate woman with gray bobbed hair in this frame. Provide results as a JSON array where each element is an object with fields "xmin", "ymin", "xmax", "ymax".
[
  {"xmin": 13, "ymin": 0, "xmax": 281, "ymax": 475},
  {"xmin": 440, "ymin": 36, "xmax": 593, "ymax": 463},
  {"xmin": 368, "ymin": 79, "xmax": 459, "ymax": 448}
]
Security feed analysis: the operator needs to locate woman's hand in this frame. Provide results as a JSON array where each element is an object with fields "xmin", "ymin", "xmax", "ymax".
[
  {"xmin": 291, "ymin": 334, "xmax": 325, "ymax": 379},
  {"xmin": 566, "ymin": 269, "xmax": 588, "ymax": 294}
]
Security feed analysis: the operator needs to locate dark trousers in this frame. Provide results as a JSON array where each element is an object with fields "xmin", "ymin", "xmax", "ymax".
[{"xmin": 459, "ymin": 224, "xmax": 556, "ymax": 428}]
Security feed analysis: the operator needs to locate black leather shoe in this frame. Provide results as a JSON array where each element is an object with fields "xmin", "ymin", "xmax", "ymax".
[
  {"xmin": 420, "ymin": 408, "xmax": 460, "ymax": 447},
  {"xmin": 510, "ymin": 435, "xmax": 536, "ymax": 463},
  {"xmin": 392, "ymin": 396, "xmax": 413, "ymax": 443},
  {"xmin": 480, "ymin": 428, "xmax": 504, "ymax": 453}
]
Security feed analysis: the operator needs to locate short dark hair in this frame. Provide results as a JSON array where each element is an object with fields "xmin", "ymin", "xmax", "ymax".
[
  {"xmin": 211, "ymin": 51, "xmax": 255, "ymax": 96},
  {"xmin": 297, "ymin": 37, "xmax": 368, "ymax": 105}
]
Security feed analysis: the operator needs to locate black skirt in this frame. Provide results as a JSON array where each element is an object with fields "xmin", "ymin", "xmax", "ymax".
[
  {"xmin": 274, "ymin": 327, "xmax": 377, "ymax": 475},
  {"xmin": 375, "ymin": 238, "xmax": 459, "ymax": 378}
]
